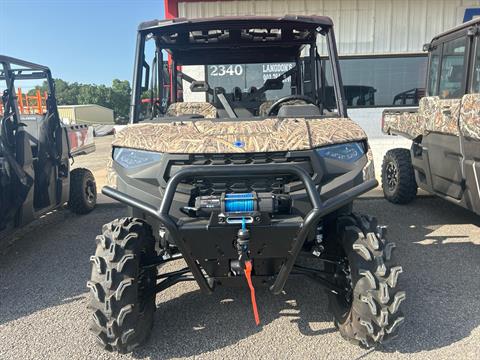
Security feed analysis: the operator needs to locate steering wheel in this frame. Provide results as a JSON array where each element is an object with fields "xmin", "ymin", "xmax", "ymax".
[{"xmin": 266, "ymin": 95, "xmax": 316, "ymax": 116}]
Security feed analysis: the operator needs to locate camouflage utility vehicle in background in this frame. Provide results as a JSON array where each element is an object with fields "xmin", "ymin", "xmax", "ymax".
[
  {"xmin": 382, "ymin": 18, "xmax": 480, "ymax": 215},
  {"xmin": 89, "ymin": 16, "xmax": 405, "ymax": 352}
]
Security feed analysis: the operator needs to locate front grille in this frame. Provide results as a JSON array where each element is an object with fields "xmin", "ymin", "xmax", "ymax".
[
  {"xmin": 187, "ymin": 152, "xmax": 306, "ymax": 165},
  {"xmin": 168, "ymin": 152, "xmax": 313, "ymax": 195}
]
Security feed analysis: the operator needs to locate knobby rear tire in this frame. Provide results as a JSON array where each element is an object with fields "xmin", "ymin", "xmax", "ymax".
[
  {"xmin": 68, "ymin": 167, "xmax": 97, "ymax": 214},
  {"xmin": 381, "ymin": 149, "xmax": 417, "ymax": 204}
]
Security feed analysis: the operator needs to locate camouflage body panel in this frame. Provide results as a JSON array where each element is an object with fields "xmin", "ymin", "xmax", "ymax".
[
  {"xmin": 382, "ymin": 96, "xmax": 461, "ymax": 138},
  {"xmin": 166, "ymin": 102, "xmax": 217, "ymax": 118},
  {"xmin": 112, "ymin": 117, "xmax": 367, "ymax": 154},
  {"xmin": 460, "ymin": 94, "xmax": 480, "ymax": 140},
  {"xmin": 382, "ymin": 111, "xmax": 424, "ymax": 139},
  {"xmin": 362, "ymin": 146, "xmax": 375, "ymax": 182},
  {"xmin": 426, "ymin": 98, "xmax": 460, "ymax": 135},
  {"xmin": 106, "ymin": 158, "xmax": 117, "ymax": 188}
]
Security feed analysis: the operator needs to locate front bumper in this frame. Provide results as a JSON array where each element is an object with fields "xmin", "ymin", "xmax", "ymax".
[{"xmin": 103, "ymin": 163, "xmax": 377, "ymax": 295}]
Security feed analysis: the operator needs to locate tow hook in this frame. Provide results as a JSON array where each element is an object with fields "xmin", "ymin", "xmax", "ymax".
[{"xmin": 236, "ymin": 218, "xmax": 260, "ymax": 325}]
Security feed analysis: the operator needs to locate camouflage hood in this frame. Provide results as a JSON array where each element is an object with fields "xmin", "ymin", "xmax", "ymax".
[{"xmin": 113, "ymin": 117, "xmax": 367, "ymax": 154}]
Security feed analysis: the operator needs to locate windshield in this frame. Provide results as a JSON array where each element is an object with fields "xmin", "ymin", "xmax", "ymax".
[
  {"xmin": 206, "ymin": 62, "xmax": 295, "ymax": 101},
  {"xmin": 132, "ymin": 20, "xmax": 346, "ymax": 122}
]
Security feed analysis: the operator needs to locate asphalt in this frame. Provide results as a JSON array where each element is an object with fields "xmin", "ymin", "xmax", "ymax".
[{"xmin": 0, "ymin": 195, "xmax": 479, "ymax": 360}]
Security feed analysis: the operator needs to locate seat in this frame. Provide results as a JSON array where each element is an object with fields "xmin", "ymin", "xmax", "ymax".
[
  {"xmin": 166, "ymin": 102, "xmax": 217, "ymax": 118},
  {"xmin": 258, "ymin": 100, "xmax": 275, "ymax": 116},
  {"xmin": 258, "ymin": 99, "xmax": 309, "ymax": 116}
]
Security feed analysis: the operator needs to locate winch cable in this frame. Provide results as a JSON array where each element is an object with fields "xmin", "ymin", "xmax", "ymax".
[
  {"xmin": 244, "ymin": 260, "xmax": 260, "ymax": 325},
  {"xmin": 241, "ymin": 217, "xmax": 260, "ymax": 326}
]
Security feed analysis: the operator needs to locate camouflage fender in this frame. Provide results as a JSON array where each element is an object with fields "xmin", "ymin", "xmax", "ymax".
[
  {"xmin": 460, "ymin": 94, "xmax": 480, "ymax": 140},
  {"xmin": 112, "ymin": 117, "xmax": 367, "ymax": 154}
]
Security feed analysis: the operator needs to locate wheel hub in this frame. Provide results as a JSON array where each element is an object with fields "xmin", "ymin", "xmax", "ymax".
[
  {"xmin": 85, "ymin": 180, "xmax": 95, "ymax": 203},
  {"xmin": 385, "ymin": 161, "xmax": 398, "ymax": 191}
]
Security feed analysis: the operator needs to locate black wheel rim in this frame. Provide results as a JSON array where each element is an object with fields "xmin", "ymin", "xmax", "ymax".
[
  {"xmin": 385, "ymin": 161, "xmax": 398, "ymax": 192},
  {"xmin": 85, "ymin": 179, "xmax": 95, "ymax": 204},
  {"xmin": 138, "ymin": 252, "xmax": 155, "ymax": 313},
  {"xmin": 339, "ymin": 259, "xmax": 353, "ymax": 306}
]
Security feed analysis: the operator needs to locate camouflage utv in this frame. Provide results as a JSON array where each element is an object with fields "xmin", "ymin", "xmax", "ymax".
[
  {"xmin": 88, "ymin": 16, "xmax": 405, "ymax": 352},
  {"xmin": 382, "ymin": 18, "xmax": 480, "ymax": 215}
]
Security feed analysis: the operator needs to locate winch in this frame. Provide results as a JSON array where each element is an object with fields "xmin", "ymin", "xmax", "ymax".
[{"xmin": 183, "ymin": 192, "xmax": 291, "ymax": 223}]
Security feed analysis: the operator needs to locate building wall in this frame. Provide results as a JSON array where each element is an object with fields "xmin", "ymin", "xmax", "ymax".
[
  {"xmin": 57, "ymin": 107, "xmax": 75, "ymax": 124},
  {"xmin": 58, "ymin": 105, "xmax": 114, "ymax": 125},
  {"xmin": 178, "ymin": 0, "xmax": 480, "ymax": 54}
]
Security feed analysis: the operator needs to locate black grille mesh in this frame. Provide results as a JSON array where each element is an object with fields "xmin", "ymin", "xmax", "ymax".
[{"xmin": 169, "ymin": 152, "xmax": 311, "ymax": 195}]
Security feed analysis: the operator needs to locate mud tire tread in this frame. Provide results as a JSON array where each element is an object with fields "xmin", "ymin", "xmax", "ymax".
[
  {"xmin": 87, "ymin": 217, "xmax": 156, "ymax": 353},
  {"xmin": 327, "ymin": 213, "xmax": 405, "ymax": 348}
]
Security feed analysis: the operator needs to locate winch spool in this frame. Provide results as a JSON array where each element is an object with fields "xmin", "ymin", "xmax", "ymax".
[
  {"xmin": 190, "ymin": 191, "xmax": 291, "ymax": 217},
  {"xmin": 224, "ymin": 193, "xmax": 255, "ymax": 212}
]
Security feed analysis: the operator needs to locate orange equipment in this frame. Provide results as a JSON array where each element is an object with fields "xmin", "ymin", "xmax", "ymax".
[{"xmin": 0, "ymin": 88, "xmax": 48, "ymax": 115}]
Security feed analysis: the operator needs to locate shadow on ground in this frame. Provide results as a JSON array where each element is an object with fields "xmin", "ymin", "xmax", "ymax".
[
  {"xmin": 357, "ymin": 197, "xmax": 480, "ymax": 355},
  {"xmin": 131, "ymin": 278, "xmax": 337, "ymax": 359},
  {"xmin": 0, "ymin": 195, "xmax": 478, "ymax": 358},
  {"xmin": 0, "ymin": 200, "xmax": 126, "ymax": 326}
]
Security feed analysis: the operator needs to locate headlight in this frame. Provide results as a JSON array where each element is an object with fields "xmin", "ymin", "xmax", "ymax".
[
  {"xmin": 316, "ymin": 142, "xmax": 365, "ymax": 163},
  {"xmin": 113, "ymin": 148, "xmax": 162, "ymax": 168}
]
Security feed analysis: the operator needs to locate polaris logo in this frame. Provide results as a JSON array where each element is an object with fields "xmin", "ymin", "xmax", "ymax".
[{"xmin": 233, "ymin": 140, "xmax": 245, "ymax": 148}]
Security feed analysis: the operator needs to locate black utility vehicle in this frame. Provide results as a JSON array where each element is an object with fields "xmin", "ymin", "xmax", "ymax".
[{"xmin": 0, "ymin": 56, "xmax": 97, "ymax": 234}]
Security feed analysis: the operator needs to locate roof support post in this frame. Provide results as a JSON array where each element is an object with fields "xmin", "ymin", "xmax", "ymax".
[
  {"xmin": 131, "ymin": 32, "xmax": 146, "ymax": 123},
  {"xmin": 326, "ymin": 29, "xmax": 347, "ymax": 117}
]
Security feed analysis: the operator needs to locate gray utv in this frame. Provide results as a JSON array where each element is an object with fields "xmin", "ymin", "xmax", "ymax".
[{"xmin": 88, "ymin": 15, "xmax": 405, "ymax": 353}]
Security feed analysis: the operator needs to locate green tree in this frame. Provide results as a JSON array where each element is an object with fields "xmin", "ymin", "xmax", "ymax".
[
  {"xmin": 28, "ymin": 78, "xmax": 132, "ymax": 122},
  {"xmin": 110, "ymin": 79, "xmax": 131, "ymax": 119}
]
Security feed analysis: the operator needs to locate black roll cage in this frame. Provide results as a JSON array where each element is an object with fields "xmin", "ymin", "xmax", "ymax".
[
  {"xmin": 0, "ymin": 55, "xmax": 61, "ymax": 149},
  {"xmin": 129, "ymin": 17, "xmax": 347, "ymax": 123}
]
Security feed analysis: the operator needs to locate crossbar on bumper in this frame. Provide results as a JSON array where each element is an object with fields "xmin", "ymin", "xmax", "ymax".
[{"xmin": 102, "ymin": 164, "xmax": 377, "ymax": 295}]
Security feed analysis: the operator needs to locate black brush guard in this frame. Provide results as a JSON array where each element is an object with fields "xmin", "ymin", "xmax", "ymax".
[{"xmin": 102, "ymin": 164, "xmax": 377, "ymax": 295}]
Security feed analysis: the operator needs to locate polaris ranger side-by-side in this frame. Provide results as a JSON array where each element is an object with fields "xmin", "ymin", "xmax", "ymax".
[
  {"xmin": 88, "ymin": 16, "xmax": 405, "ymax": 352},
  {"xmin": 382, "ymin": 18, "xmax": 480, "ymax": 215},
  {"xmin": 0, "ymin": 56, "xmax": 97, "ymax": 234}
]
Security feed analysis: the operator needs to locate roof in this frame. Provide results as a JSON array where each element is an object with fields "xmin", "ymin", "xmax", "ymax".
[
  {"xmin": 57, "ymin": 104, "xmax": 113, "ymax": 111},
  {"xmin": 0, "ymin": 55, "xmax": 50, "ymax": 72},
  {"xmin": 138, "ymin": 15, "xmax": 333, "ymax": 65},
  {"xmin": 139, "ymin": 15, "xmax": 333, "ymax": 32},
  {"xmin": 431, "ymin": 17, "xmax": 480, "ymax": 42}
]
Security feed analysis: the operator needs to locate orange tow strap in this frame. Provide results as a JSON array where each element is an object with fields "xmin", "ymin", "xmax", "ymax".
[{"xmin": 244, "ymin": 260, "xmax": 260, "ymax": 325}]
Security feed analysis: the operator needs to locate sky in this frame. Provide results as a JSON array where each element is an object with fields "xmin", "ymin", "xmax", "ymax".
[{"xmin": 0, "ymin": 0, "xmax": 165, "ymax": 85}]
